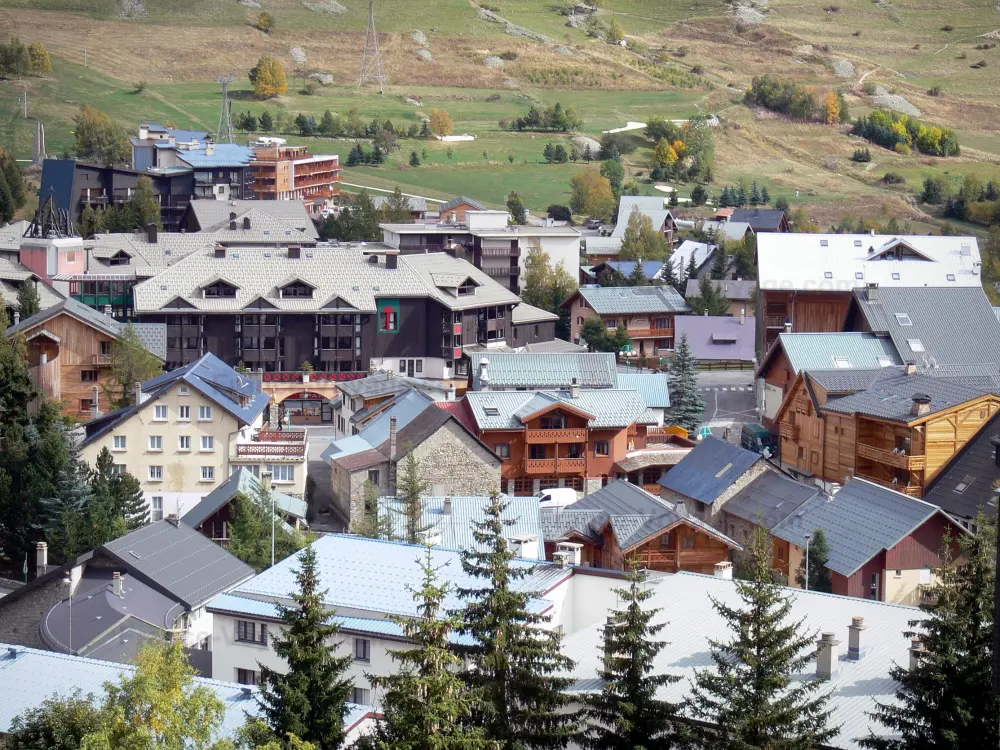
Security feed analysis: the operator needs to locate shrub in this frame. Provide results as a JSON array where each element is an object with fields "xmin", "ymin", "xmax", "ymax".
[
  {"xmin": 851, "ymin": 147, "xmax": 871, "ymax": 163},
  {"xmin": 598, "ymin": 132, "xmax": 638, "ymax": 158},
  {"xmin": 744, "ymin": 75, "xmax": 818, "ymax": 120},
  {"xmin": 927, "ymin": 85, "xmax": 942, "ymax": 96},
  {"xmin": 498, "ymin": 50, "xmax": 519, "ymax": 60},
  {"xmin": 547, "ymin": 204, "xmax": 572, "ymax": 222},
  {"xmin": 971, "ymin": 60, "xmax": 988, "ymax": 69},
  {"xmin": 940, "ymin": 24, "xmax": 954, "ymax": 31},
  {"xmin": 302, "ymin": 81, "xmax": 318, "ymax": 95},
  {"xmin": 862, "ymin": 80, "xmax": 877, "ymax": 95},
  {"xmin": 255, "ymin": 11, "xmax": 274, "ymax": 33},
  {"xmin": 510, "ymin": 102, "xmax": 583, "ymax": 131},
  {"xmin": 691, "ymin": 64, "xmax": 704, "ymax": 75},
  {"xmin": 880, "ymin": 172, "xmax": 906, "ymax": 185},
  {"xmin": 853, "ymin": 109, "xmax": 960, "ymax": 157},
  {"xmin": 133, "ymin": 80, "xmax": 146, "ymax": 94},
  {"xmin": 485, "ymin": 93, "xmax": 501, "ymax": 102}
]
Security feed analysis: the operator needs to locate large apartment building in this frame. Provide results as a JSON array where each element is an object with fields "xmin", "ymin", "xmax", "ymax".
[{"xmin": 249, "ymin": 140, "xmax": 341, "ymax": 202}]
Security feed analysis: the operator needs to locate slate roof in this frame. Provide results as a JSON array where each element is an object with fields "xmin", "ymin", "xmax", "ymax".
[
  {"xmin": 561, "ymin": 571, "xmax": 923, "ymax": 750},
  {"xmin": 589, "ymin": 260, "xmax": 666, "ymax": 281},
  {"xmin": 475, "ymin": 352, "xmax": 618, "ymax": 389},
  {"xmin": 684, "ymin": 278, "xmax": 756, "ymax": 301},
  {"xmin": 402, "ymin": 252, "xmax": 521, "ymax": 311},
  {"xmin": 102, "ymin": 520, "xmax": 255, "ymax": 609},
  {"xmin": 441, "ymin": 195, "xmax": 486, "ymax": 212},
  {"xmin": 202, "ymin": 209, "xmax": 317, "ymax": 246},
  {"xmin": 583, "ymin": 236, "xmax": 623, "ymax": 257},
  {"xmin": 187, "ymin": 199, "xmax": 319, "ymax": 238},
  {"xmin": 0, "ymin": 256, "xmax": 38, "ymax": 282},
  {"xmin": 465, "ymin": 389, "xmax": 658, "ymax": 430},
  {"xmin": 821, "ymin": 369, "xmax": 991, "ymax": 423},
  {"xmin": 0, "ymin": 645, "xmax": 270, "ymax": 741},
  {"xmin": 524, "ymin": 338, "xmax": 589, "ymax": 353},
  {"xmin": 7, "ymin": 297, "xmax": 164, "ymax": 360},
  {"xmin": 378, "ymin": 495, "xmax": 543, "ymax": 557},
  {"xmin": 567, "ymin": 285, "xmax": 689, "ymax": 315},
  {"xmin": 616, "ymin": 373, "xmax": 670, "ymax": 408},
  {"xmin": 659, "ymin": 437, "xmax": 762, "ymax": 504},
  {"xmin": 0, "ymin": 259, "xmax": 64, "ymax": 312},
  {"xmin": 221, "ymin": 534, "xmax": 571, "ymax": 619},
  {"xmin": 90, "ymin": 232, "xmax": 215, "ymax": 269},
  {"xmin": 729, "ymin": 208, "xmax": 787, "ymax": 231},
  {"xmin": 759, "ymin": 332, "xmax": 901, "ymax": 377},
  {"xmin": 851, "ymin": 286, "xmax": 1000, "ymax": 368},
  {"xmin": 771, "ymin": 479, "xmax": 963, "ymax": 576},
  {"xmin": 83, "ymin": 353, "xmax": 268, "ymax": 446},
  {"xmin": 700, "ymin": 220, "xmax": 753, "ymax": 242},
  {"xmin": 921, "ymin": 411, "xmax": 1000, "ymax": 519},
  {"xmin": 723, "ymin": 471, "xmax": 819, "ymax": 529},
  {"xmin": 758, "ymin": 234, "xmax": 982, "ymax": 291},
  {"xmin": 806, "ymin": 368, "xmax": 885, "ymax": 394},
  {"xmin": 675, "ymin": 315, "xmax": 756, "ymax": 362},
  {"xmin": 182, "ymin": 468, "xmax": 308, "ymax": 529},
  {"xmin": 0, "ymin": 219, "xmax": 29, "ymax": 250},
  {"xmin": 512, "ymin": 302, "xmax": 559, "ymax": 324}
]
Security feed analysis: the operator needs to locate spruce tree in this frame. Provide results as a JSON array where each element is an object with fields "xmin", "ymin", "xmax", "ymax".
[
  {"xmin": 628, "ymin": 262, "xmax": 648, "ymax": 286},
  {"xmin": 761, "ymin": 186, "xmax": 771, "ymax": 205},
  {"xmin": 395, "ymin": 449, "xmax": 430, "ymax": 544},
  {"xmin": 688, "ymin": 526, "xmax": 836, "ymax": 749},
  {"xmin": 749, "ymin": 180, "xmax": 762, "ymax": 206},
  {"xmin": 690, "ymin": 275, "xmax": 729, "ymax": 317},
  {"xmin": 256, "ymin": 545, "xmax": 354, "ymax": 750},
  {"xmin": 117, "ymin": 471, "xmax": 148, "ymax": 531},
  {"xmin": 456, "ymin": 491, "xmax": 579, "ymax": 749},
  {"xmin": 359, "ymin": 546, "xmax": 493, "ymax": 750},
  {"xmin": 129, "ymin": 175, "xmax": 161, "ymax": 231},
  {"xmin": 710, "ymin": 240, "xmax": 727, "ymax": 280},
  {"xmin": 409, "ymin": 150, "xmax": 420, "ymax": 167},
  {"xmin": 665, "ymin": 334, "xmax": 704, "ymax": 433},
  {"xmin": 794, "ymin": 528, "xmax": 831, "ymax": 593},
  {"xmin": 861, "ymin": 516, "xmax": 998, "ymax": 750},
  {"xmin": 584, "ymin": 563, "xmax": 682, "ymax": 750},
  {"xmin": 686, "ymin": 254, "xmax": 698, "ymax": 285},
  {"xmin": 16, "ymin": 281, "xmax": 41, "ymax": 319}
]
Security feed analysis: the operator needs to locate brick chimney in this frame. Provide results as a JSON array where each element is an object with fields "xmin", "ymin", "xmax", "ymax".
[
  {"xmin": 570, "ymin": 377, "xmax": 580, "ymax": 399},
  {"xmin": 903, "ymin": 361, "xmax": 917, "ymax": 376},
  {"xmin": 911, "ymin": 393, "xmax": 932, "ymax": 417},
  {"xmin": 35, "ymin": 541, "xmax": 48, "ymax": 578},
  {"xmin": 847, "ymin": 616, "xmax": 866, "ymax": 660},
  {"xmin": 816, "ymin": 632, "xmax": 840, "ymax": 679}
]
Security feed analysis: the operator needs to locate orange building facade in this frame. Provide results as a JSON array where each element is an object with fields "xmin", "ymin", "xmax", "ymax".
[{"xmin": 250, "ymin": 144, "xmax": 341, "ymax": 202}]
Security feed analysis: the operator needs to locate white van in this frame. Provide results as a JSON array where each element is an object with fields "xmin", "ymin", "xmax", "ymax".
[{"xmin": 536, "ymin": 487, "xmax": 578, "ymax": 509}]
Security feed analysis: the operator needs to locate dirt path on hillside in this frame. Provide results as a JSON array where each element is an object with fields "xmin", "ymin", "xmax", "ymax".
[{"xmin": 144, "ymin": 90, "xmax": 212, "ymax": 131}]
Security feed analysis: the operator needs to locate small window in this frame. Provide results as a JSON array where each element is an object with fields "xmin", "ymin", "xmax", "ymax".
[
  {"xmin": 894, "ymin": 313, "xmax": 912, "ymax": 326},
  {"xmin": 954, "ymin": 474, "xmax": 975, "ymax": 494},
  {"xmin": 484, "ymin": 407, "xmax": 500, "ymax": 417},
  {"xmin": 199, "ymin": 405, "xmax": 213, "ymax": 420},
  {"xmin": 854, "ymin": 239, "xmax": 863, "ymax": 247},
  {"xmin": 854, "ymin": 272, "xmax": 863, "ymax": 280},
  {"xmin": 112, "ymin": 463, "xmax": 126, "ymax": 476},
  {"xmin": 236, "ymin": 668, "xmax": 259, "ymax": 686},
  {"xmin": 179, "ymin": 386, "xmax": 189, "ymax": 395},
  {"xmin": 494, "ymin": 443, "xmax": 511, "ymax": 459},
  {"xmin": 891, "ymin": 272, "xmax": 900, "ymax": 280},
  {"xmin": 236, "ymin": 620, "xmax": 267, "ymax": 645},
  {"xmin": 832, "ymin": 357, "xmax": 851, "ymax": 369},
  {"xmin": 201, "ymin": 466, "xmax": 215, "ymax": 482},
  {"xmin": 154, "ymin": 405, "xmax": 168, "ymax": 420},
  {"xmin": 267, "ymin": 464, "xmax": 295, "ymax": 483},
  {"xmin": 907, "ymin": 339, "xmax": 925, "ymax": 353},
  {"xmin": 415, "ymin": 360, "xmax": 423, "ymax": 373},
  {"xmin": 367, "ymin": 469, "xmax": 380, "ymax": 485},
  {"xmin": 682, "ymin": 535, "xmax": 695, "ymax": 549},
  {"xmin": 714, "ymin": 462, "xmax": 733, "ymax": 478},
  {"xmin": 81, "ymin": 398, "xmax": 93, "ymax": 412},
  {"xmin": 201, "ymin": 436, "xmax": 215, "ymax": 452},
  {"xmin": 151, "ymin": 496, "xmax": 163, "ymax": 522},
  {"xmin": 149, "ymin": 466, "xmax": 163, "ymax": 481},
  {"xmin": 81, "ymin": 370, "xmax": 99, "ymax": 382},
  {"xmin": 820, "ymin": 239, "xmax": 828, "ymax": 247},
  {"xmin": 113, "ymin": 435, "xmax": 127, "ymax": 450},
  {"xmin": 877, "ymin": 355, "xmax": 894, "ymax": 367},
  {"xmin": 777, "ymin": 546, "xmax": 785, "ymax": 561},
  {"xmin": 946, "ymin": 274, "xmax": 956, "ymax": 282},
  {"xmin": 823, "ymin": 271, "xmax": 833, "ymax": 279},
  {"xmin": 178, "ymin": 405, "xmax": 191, "ymax": 420},
  {"xmin": 178, "ymin": 435, "xmax": 191, "ymax": 451},
  {"xmin": 894, "ymin": 570, "xmax": 902, "ymax": 578},
  {"xmin": 355, "ymin": 637, "xmax": 371, "ymax": 662},
  {"xmin": 351, "ymin": 687, "xmax": 371, "ymax": 705},
  {"xmin": 148, "ymin": 435, "xmax": 163, "ymax": 451},
  {"xmin": 594, "ymin": 440, "xmax": 610, "ymax": 456}
]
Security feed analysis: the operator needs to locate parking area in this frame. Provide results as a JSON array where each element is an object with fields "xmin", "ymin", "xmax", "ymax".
[{"xmin": 696, "ymin": 371, "xmax": 757, "ymax": 442}]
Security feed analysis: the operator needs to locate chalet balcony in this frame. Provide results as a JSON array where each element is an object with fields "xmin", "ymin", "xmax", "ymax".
[
  {"xmin": 627, "ymin": 328, "xmax": 673, "ymax": 339},
  {"xmin": 233, "ymin": 429, "xmax": 307, "ymax": 460},
  {"xmin": 779, "ymin": 422, "xmax": 800, "ymax": 440},
  {"xmin": 627, "ymin": 549, "xmax": 676, "ymax": 568},
  {"xmin": 525, "ymin": 428, "xmax": 587, "ymax": 444},
  {"xmin": 92, "ymin": 354, "xmax": 112, "ymax": 367},
  {"xmin": 857, "ymin": 474, "xmax": 923, "ymax": 497},
  {"xmin": 483, "ymin": 266, "xmax": 519, "ymax": 278},
  {"xmin": 856, "ymin": 443, "xmax": 926, "ymax": 471},
  {"xmin": 764, "ymin": 315, "xmax": 788, "ymax": 328},
  {"xmin": 525, "ymin": 457, "xmax": 587, "ymax": 474}
]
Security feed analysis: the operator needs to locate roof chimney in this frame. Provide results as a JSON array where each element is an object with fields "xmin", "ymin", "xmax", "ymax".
[
  {"xmin": 784, "ymin": 321, "xmax": 792, "ymax": 334},
  {"xmin": 556, "ymin": 542, "xmax": 583, "ymax": 566},
  {"xmin": 166, "ymin": 514, "xmax": 180, "ymax": 527},
  {"xmin": 903, "ymin": 361, "xmax": 917, "ymax": 376},
  {"xmin": 570, "ymin": 377, "xmax": 580, "ymax": 399},
  {"xmin": 386, "ymin": 252, "xmax": 398, "ymax": 270},
  {"xmin": 847, "ymin": 616, "xmax": 866, "ymax": 660},
  {"xmin": 104, "ymin": 304, "xmax": 112, "ymax": 317},
  {"xmin": 230, "ymin": 211, "xmax": 237, "ymax": 221},
  {"xmin": 443, "ymin": 497, "xmax": 452, "ymax": 515},
  {"xmin": 90, "ymin": 386, "xmax": 100, "ymax": 419},
  {"xmin": 242, "ymin": 216, "xmax": 251, "ymax": 231},
  {"xmin": 133, "ymin": 381, "xmax": 143, "ymax": 406},
  {"xmin": 146, "ymin": 223, "xmax": 157, "ymax": 244},
  {"xmin": 909, "ymin": 638, "xmax": 924, "ymax": 671},
  {"xmin": 674, "ymin": 497, "xmax": 688, "ymax": 518},
  {"xmin": 911, "ymin": 393, "xmax": 932, "ymax": 417},
  {"xmin": 447, "ymin": 384, "xmax": 456, "ymax": 402},
  {"xmin": 35, "ymin": 541, "xmax": 48, "ymax": 578},
  {"xmin": 12, "ymin": 310, "xmax": 19, "ymax": 325},
  {"xmin": 478, "ymin": 357, "xmax": 490, "ymax": 390},
  {"xmin": 261, "ymin": 471, "xmax": 273, "ymax": 494},
  {"xmin": 112, "ymin": 571, "xmax": 124, "ymax": 598},
  {"xmin": 740, "ymin": 307, "xmax": 745, "ymax": 325},
  {"xmin": 866, "ymin": 282, "xmax": 879, "ymax": 303},
  {"xmin": 205, "ymin": 142, "xmax": 215, "ymax": 156},
  {"xmin": 816, "ymin": 632, "xmax": 840, "ymax": 680},
  {"xmin": 215, "ymin": 243, "xmax": 227, "ymax": 258},
  {"xmin": 714, "ymin": 560, "xmax": 733, "ymax": 580},
  {"xmin": 229, "ymin": 220, "xmax": 237, "ymax": 231}
]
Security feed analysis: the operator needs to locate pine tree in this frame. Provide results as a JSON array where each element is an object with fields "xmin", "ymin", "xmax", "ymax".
[
  {"xmin": 259, "ymin": 110, "xmax": 274, "ymax": 132},
  {"xmin": 628, "ymin": 262, "xmax": 648, "ymax": 286},
  {"xmin": 794, "ymin": 528, "xmax": 831, "ymax": 592},
  {"xmin": 584, "ymin": 563, "xmax": 682, "ymax": 749},
  {"xmin": 117, "ymin": 471, "xmax": 148, "ymax": 531},
  {"xmin": 1, "ymin": 149, "xmax": 26, "ymax": 209},
  {"xmin": 506, "ymin": 191, "xmax": 527, "ymax": 225},
  {"xmin": 665, "ymin": 334, "xmax": 704, "ymax": 433},
  {"xmin": 710, "ymin": 240, "xmax": 727, "ymax": 280},
  {"xmin": 228, "ymin": 487, "xmax": 306, "ymax": 571},
  {"xmin": 456, "ymin": 490, "xmax": 579, "ymax": 748},
  {"xmin": 383, "ymin": 186, "xmax": 414, "ymax": 224},
  {"xmin": 735, "ymin": 184, "xmax": 748, "ymax": 208},
  {"xmin": 359, "ymin": 546, "xmax": 493, "ymax": 750},
  {"xmin": 760, "ymin": 186, "xmax": 771, "ymax": 205},
  {"xmin": 16, "ymin": 281, "xmax": 41, "ymax": 319},
  {"xmin": 690, "ymin": 275, "xmax": 729, "ymax": 317},
  {"xmin": 861, "ymin": 516, "xmax": 998, "ymax": 750},
  {"xmin": 749, "ymin": 179, "xmax": 762, "ymax": 206},
  {"xmin": 396, "ymin": 450, "xmax": 429, "ymax": 544},
  {"xmin": 688, "ymin": 526, "xmax": 836, "ymax": 750},
  {"xmin": 129, "ymin": 175, "xmax": 161, "ymax": 231},
  {"xmin": 256, "ymin": 545, "xmax": 354, "ymax": 750},
  {"xmin": 409, "ymin": 150, "xmax": 420, "ymax": 167}
]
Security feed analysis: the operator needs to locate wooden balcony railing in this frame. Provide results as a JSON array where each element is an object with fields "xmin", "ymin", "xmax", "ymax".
[
  {"xmin": 525, "ymin": 428, "xmax": 587, "ymax": 444},
  {"xmin": 764, "ymin": 315, "xmax": 788, "ymax": 328},
  {"xmin": 856, "ymin": 443, "xmax": 925, "ymax": 471},
  {"xmin": 93, "ymin": 354, "xmax": 112, "ymax": 366},
  {"xmin": 626, "ymin": 328, "xmax": 674, "ymax": 339},
  {"xmin": 779, "ymin": 422, "xmax": 799, "ymax": 440},
  {"xmin": 626, "ymin": 549, "xmax": 676, "ymax": 568},
  {"xmin": 857, "ymin": 473, "xmax": 923, "ymax": 497},
  {"xmin": 524, "ymin": 457, "xmax": 586, "ymax": 474}
]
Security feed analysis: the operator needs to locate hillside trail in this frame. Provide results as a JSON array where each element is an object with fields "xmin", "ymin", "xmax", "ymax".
[
  {"xmin": 144, "ymin": 90, "xmax": 212, "ymax": 131},
  {"xmin": 858, "ymin": 66, "xmax": 880, "ymax": 85}
]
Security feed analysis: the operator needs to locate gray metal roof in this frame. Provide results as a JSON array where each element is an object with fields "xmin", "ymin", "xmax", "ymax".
[
  {"xmin": 765, "ymin": 333, "xmax": 901, "ymax": 376},
  {"xmin": 723, "ymin": 471, "xmax": 819, "ymax": 529},
  {"xmin": 187, "ymin": 199, "xmax": 319, "ymax": 238},
  {"xmin": 684, "ymin": 278, "xmax": 756, "ymax": 301},
  {"xmin": 806, "ymin": 368, "xmax": 885, "ymax": 394},
  {"xmin": 182, "ymin": 467, "xmax": 308, "ymax": 529},
  {"xmin": 821, "ymin": 369, "xmax": 990, "ymax": 423},
  {"xmin": 322, "ymin": 390, "xmax": 436, "ymax": 463},
  {"xmin": 202, "ymin": 209, "xmax": 318, "ymax": 246},
  {"xmin": 402, "ymin": 252, "xmax": 521, "ymax": 311},
  {"xmin": 670, "ymin": 240, "xmax": 715, "ymax": 277},
  {"xmin": 771, "ymin": 479, "xmax": 958, "ymax": 576},
  {"xmin": 102, "ymin": 520, "xmax": 254, "ymax": 609},
  {"xmin": 0, "ymin": 220, "xmax": 29, "ymax": 250},
  {"xmin": 658, "ymin": 437, "xmax": 761, "ymax": 504},
  {"xmin": 616, "ymin": 373, "xmax": 670, "ymax": 408},
  {"xmin": 851, "ymin": 286, "xmax": 1000, "ymax": 369},
  {"xmin": 441, "ymin": 195, "xmax": 486, "ymax": 212},
  {"xmin": 700, "ymin": 220, "xmax": 753, "ymax": 242},
  {"xmin": 921, "ymin": 411, "xmax": 1000, "ymax": 520},
  {"xmin": 675, "ymin": 315, "xmax": 756, "ymax": 362},
  {"xmin": 465, "ymin": 389, "xmax": 658, "ymax": 430},
  {"xmin": 512, "ymin": 302, "xmax": 559, "ymax": 324},
  {"xmin": 524, "ymin": 338, "xmax": 589, "ymax": 353},
  {"xmin": 378, "ymin": 495, "xmax": 543, "ymax": 557},
  {"xmin": 572, "ymin": 285, "xmax": 690, "ymax": 315},
  {"xmin": 337, "ymin": 370, "xmax": 448, "ymax": 398},
  {"xmin": 729, "ymin": 208, "xmax": 786, "ymax": 231},
  {"xmin": 476, "ymin": 352, "xmax": 618, "ymax": 389}
]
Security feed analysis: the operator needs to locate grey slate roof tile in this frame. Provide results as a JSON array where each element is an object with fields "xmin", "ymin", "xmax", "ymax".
[
  {"xmin": 476, "ymin": 352, "xmax": 618, "ymax": 389},
  {"xmin": 187, "ymin": 199, "xmax": 319, "ymax": 238},
  {"xmin": 572, "ymin": 285, "xmax": 690, "ymax": 315},
  {"xmin": 921, "ymin": 411, "xmax": 1000, "ymax": 519},
  {"xmin": 465, "ymin": 389, "xmax": 658, "ymax": 430},
  {"xmin": 658, "ymin": 437, "xmax": 762, "ymax": 504},
  {"xmin": 723, "ymin": 471, "xmax": 819, "ymax": 529},
  {"xmin": 820, "ymin": 369, "xmax": 990, "ymax": 423}
]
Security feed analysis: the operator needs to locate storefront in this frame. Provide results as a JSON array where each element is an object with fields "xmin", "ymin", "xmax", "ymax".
[{"xmin": 277, "ymin": 391, "xmax": 336, "ymax": 424}]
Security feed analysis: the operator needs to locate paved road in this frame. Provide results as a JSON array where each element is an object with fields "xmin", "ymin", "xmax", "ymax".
[
  {"xmin": 304, "ymin": 425, "xmax": 347, "ymax": 533},
  {"xmin": 696, "ymin": 371, "xmax": 757, "ymax": 441}
]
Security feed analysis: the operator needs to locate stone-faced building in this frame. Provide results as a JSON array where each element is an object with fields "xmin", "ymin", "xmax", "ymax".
[{"xmin": 323, "ymin": 392, "xmax": 501, "ymax": 529}]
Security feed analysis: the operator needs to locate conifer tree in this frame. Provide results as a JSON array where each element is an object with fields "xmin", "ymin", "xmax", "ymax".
[
  {"xmin": 761, "ymin": 186, "xmax": 771, "ymax": 205},
  {"xmin": 861, "ymin": 516, "xmax": 998, "ymax": 750},
  {"xmin": 710, "ymin": 240, "xmax": 727, "ymax": 280},
  {"xmin": 749, "ymin": 180, "xmax": 762, "ymax": 206},
  {"xmin": 688, "ymin": 526, "xmax": 836, "ymax": 749},
  {"xmin": 628, "ymin": 261, "xmax": 648, "ymax": 286},
  {"xmin": 409, "ymin": 150, "xmax": 420, "ymax": 167},
  {"xmin": 396, "ymin": 450, "xmax": 430, "ymax": 544},
  {"xmin": 506, "ymin": 191, "xmax": 527, "ymax": 225},
  {"xmin": 686, "ymin": 254, "xmax": 698, "ymax": 285},
  {"xmin": 665, "ymin": 334, "xmax": 704, "ymax": 433},
  {"xmin": 359, "ymin": 546, "xmax": 494, "ymax": 750},
  {"xmin": 256, "ymin": 545, "xmax": 354, "ymax": 750},
  {"xmin": 382, "ymin": 186, "xmax": 414, "ymax": 224},
  {"xmin": 584, "ymin": 563, "xmax": 682, "ymax": 749},
  {"xmin": 117, "ymin": 471, "xmax": 148, "ymax": 531},
  {"xmin": 690, "ymin": 275, "xmax": 729, "ymax": 317},
  {"xmin": 16, "ymin": 281, "xmax": 41, "ymax": 319},
  {"xmin": 456, "ymin": 491, "xmax": 579, "ymax": 749}
]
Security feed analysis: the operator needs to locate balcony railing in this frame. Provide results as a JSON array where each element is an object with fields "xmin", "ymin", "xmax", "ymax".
[
  {"xmin": 779, "ymin": 422, "xmax": 799, "ymax": 440},
  {"xmin": 259, "ymin": 371, "xmax": 367, "ymax": 383},
  {"xmin": 857, "ymin": 473, "xmax": 923, "ymax": 497},
  {"xmin": 524, "ymin": 457, "xmax": 586, "ymax": 474},
  {"xmin": 856, "ymin": 443, "xmax": 925, "ymax": 471},
  {"xmin": 92, "ymin": 354, "xmax": 112, "ymax": 366},
  {"xmin": 235, "ymin": 443, "xmax": 305, "ymax": 458},
  {"xmin": 764, "ymin": 314, "xmax": 788, "ymax": 328},
  {"xmin": 626, "ymin": 328, "xmax": 673, "ymax": 339},
  {"xmin": 525, "ymin": 428, "xmax": 587, "ymax": 444},
  {"xmin": 257, "ymin": 429, "xmax": 306, "ymax": 442}
]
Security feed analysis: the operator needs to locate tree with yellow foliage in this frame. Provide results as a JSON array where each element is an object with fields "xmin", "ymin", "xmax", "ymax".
[
  {"xmin": 249, "ymin": 54, "xmax": 287, "ymax": 99},
  {"xmin": 429, "ymin": 108, "xmax": 454, "ymax": 136},
  {"xmin": 570, "ymin": 170, "xmax": 615, "ymax": 222},
  {"xmin": 27, "ymin": 42, "xmax": 52, "ymax": 74},
  {"xmin": 825, "ymin": 91, "xmax": 840, "ymax": 126}
]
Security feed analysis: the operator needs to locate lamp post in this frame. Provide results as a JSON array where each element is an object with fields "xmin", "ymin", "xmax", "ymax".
[
  {"xmin": 804, "ymin": 533, "xmax": 812, "ymax": 592},
  {"xmin": 62, "ymin": 575, "xmax": 73, "ymax": 654}
]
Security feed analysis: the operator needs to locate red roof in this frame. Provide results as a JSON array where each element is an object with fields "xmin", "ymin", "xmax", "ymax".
[{"xmin": 436, "ymin": 399, "xmax": 477, "ymax": 434}]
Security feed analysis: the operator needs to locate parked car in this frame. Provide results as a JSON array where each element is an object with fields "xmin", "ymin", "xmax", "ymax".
[
  {"xmin": 585, "ymin": 218, "xmax": 601, "ymax": 230},
  {"xmin": 741, "ymin": 423, "xmax": 778, "ymax": 457},
  {"xmin": 536, "ymin": 487, "xmax": 577, "ymax": 509}
]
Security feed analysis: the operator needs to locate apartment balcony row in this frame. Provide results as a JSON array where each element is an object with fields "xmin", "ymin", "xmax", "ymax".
[
  {"xmin": 525, "ymin": 428, "xmax": 588, "ymax": 444},
  {"xmin": 483, "ymin": 266, "xmax": 520, "ymax": 279},
  {"xmin": 525, "ymin": 457, "xmax": 587, "ymax": 474},
  {"xmin": 232, "ymin": 429, "xmax": 307, "ymax": 460},
  {"xmin": 856, "ymin": 472, "xmax": 923, "ymax": 497},
  {"xmin": 856, "ymin": 443, "xmax": 926, "ymax": 472}
]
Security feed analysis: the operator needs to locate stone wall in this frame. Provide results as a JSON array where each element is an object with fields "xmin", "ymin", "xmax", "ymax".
[
  {"xmin": 661, "ymin": 461, "xmax": 772, "ymax": 529},
  {"xmin": 0, "ymin": 575, "xmax": 67, "ymax": 649}
]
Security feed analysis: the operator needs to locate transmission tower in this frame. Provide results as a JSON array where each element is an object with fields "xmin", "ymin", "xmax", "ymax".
[
  {"xmin": 359, "ymin": 0, "xmax": 386, "ymax": 95},
  {"xmin": 216, "ymin": 75, "xmax": 236, "ymax": 143}
]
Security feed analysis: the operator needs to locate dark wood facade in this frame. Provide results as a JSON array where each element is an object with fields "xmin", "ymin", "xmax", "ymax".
[
  {"xmin": 755, "ymin": 290, "xmax": 853, "ymax": 356},
  {"xmin": 510, "ymin": 319, "xmax": 557, "ymax": 348}
]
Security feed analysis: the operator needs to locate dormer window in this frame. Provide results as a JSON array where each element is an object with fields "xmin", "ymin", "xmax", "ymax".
[
  {"xmin": 282, "ymin": 282, "xmax": 314, "ymax": 298},
  {"xmin": 458, "ymin": 283, "xmax": 477, "ymax": 296},
  {"xmin": 108, "ymin": 251, "xmax": 132, "ymax": 266},
  {"xmin": 203, "ymin": 281, "xmax": 237, "ymax": 298}
]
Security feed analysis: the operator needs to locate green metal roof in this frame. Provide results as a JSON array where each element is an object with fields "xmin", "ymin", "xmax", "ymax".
[{"xmin": 771, "ymin": 333, "xmax": 901, "ymax": 375}]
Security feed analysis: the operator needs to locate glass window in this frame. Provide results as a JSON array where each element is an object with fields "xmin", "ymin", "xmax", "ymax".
[
  {"xmin": 179, "ymin": 435, "xmax": 191, "ymax": 451},
  {"xmin": 236, "ymin": 668, "xmax": 259, "ymax": 685},
  {"xmin": 266, "ymin": 464, "xmax": 296, "ymax": 483},
  {"xmin": 594, "ymin": 441, "xmax": 610, "ymax": 456},
  {"xmin": 112, "ymin": 463, "xmax": 126, "ymax": 476},
  {"xmin": 178, "ymin": 405, "xmax": 191, "ymax": 420},
  {"xmin": 355, "ymin": 638, "xmax": 371, "ymax": 662},
  {"xmin": 201, "ymin": 436, "xmax": 215, "ymax": 451},
  {"xmin": 113, "ymin": 435, "xmax": 127, "ymax": 450},
  {"xmin": 352, "ymin": 687, "xmax": 371, "ymax": 705},
  {"xmin": 368, "ymin": 469, "xmax": 380, "ymax": 485},
  {"xmin": 199, "ymin": 406, "xmax": 213, "ymax": 420},
  {"xmin": 236, "ymin": 620, "xmax": 267, "ymax": 645},
  {"xmin": 495, "ymin": 443, "xmax": 511, "ymax": 459},
  {"xmin": 151, "ymin": 496, "xmax": 163, "ymax": 522},
  {"xmin": 154, "ymin": 405, "xmax": 168, "ymax": 420},
  {"xmin": 81, "ymin": 370, "xmax": 99, "ymax": 382},
  {"xmin": 415, "ymin": 360, "xmax": 423, "ymax": 373},
  {"xmin": 201, "ymin": 466, "xmax": 215, "ymax": 481},
  {"xmin": 149, "ymin": 466, "xmax": 163, "ymax": 481},
  {"xmin": 148, "ymin": 436, "xmax": 163, "ymax": 451}
]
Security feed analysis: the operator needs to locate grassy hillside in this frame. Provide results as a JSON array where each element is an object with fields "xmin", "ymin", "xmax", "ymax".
[{"xmin": 0, "ymin": 0, "xmax": 997, "ymax": 224}]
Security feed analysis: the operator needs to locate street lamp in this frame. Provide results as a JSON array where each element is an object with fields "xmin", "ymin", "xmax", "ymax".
[
  {"xmin": 62, "ymin": 575, "xmax": 73, "ymax": 654},
  {"xmin": 804, "ymin": 533, "xmax": 812, "ymax": 592}
]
